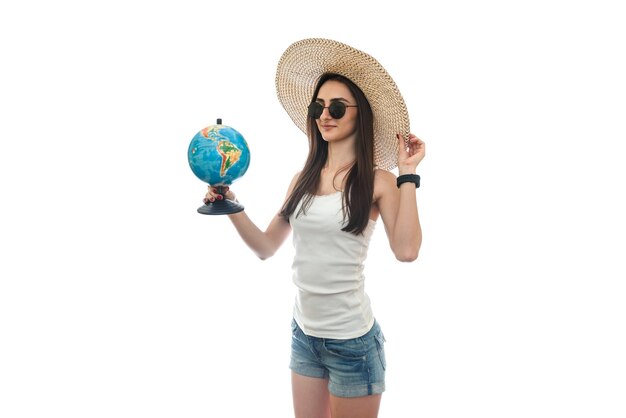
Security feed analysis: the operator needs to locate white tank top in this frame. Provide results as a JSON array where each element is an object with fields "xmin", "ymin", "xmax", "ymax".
[{"xmin": 289, "ymin": 192, "xmax": 376, "ymax": 339}]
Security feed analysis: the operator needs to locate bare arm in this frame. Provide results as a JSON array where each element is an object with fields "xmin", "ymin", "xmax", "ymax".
[
  {"xmin": 376, "ymin": 134, "xmax": 425, "ymax": 262},
  {"xmin": 227, "ymin": 211, "xmax": 291, "ymax": 260},
  {"xmin": 205, "ymin": 173, "xmax": 300, "ymax": 260}
]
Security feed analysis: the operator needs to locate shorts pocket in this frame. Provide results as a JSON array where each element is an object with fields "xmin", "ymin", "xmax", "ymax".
[{"xmin": 374, "ymin": 331, "xmax": 386, "ymax": 370}]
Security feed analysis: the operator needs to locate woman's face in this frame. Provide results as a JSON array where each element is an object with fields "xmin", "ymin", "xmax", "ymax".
[{"xmin": 314, "ymin": 80, "xmax": 359, "ymax": 143}]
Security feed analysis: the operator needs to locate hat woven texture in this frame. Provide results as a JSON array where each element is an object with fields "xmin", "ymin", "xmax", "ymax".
[{"xmin": 275, "ymin": 38, "xmax": 410, "ymax": 171}]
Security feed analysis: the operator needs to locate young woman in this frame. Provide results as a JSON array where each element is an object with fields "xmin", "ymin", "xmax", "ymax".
[{"xmin": 204, "ymin": 39, "xmax": 425, "ymax": 418}]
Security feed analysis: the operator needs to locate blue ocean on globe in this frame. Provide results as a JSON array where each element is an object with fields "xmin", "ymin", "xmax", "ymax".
[{"xmin": 187, "ymin": 123, "xmax": 250, "ymax": 186}]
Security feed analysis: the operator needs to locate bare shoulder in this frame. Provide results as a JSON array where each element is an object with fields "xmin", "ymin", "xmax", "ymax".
[
  {"xmin": 374, "ymin": 169, "xmax": 397, "ymax": 201},
  {"xmin": 283, "ymin": 170, "xmax": 302, "ymax": 201},
  {"xmin": 287, "ymin": 171, "xmax": 302, "ymax": 192}
]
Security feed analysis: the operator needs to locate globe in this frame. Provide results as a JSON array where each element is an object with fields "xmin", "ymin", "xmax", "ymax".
[{"xmin": 188, "ymin": 119, "xmax": 250, "ymax": 215}]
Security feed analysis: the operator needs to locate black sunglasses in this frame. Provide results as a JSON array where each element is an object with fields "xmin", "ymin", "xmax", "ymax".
[{"xmin": 308, "ymin": 101, "xmax": 358, "ymax": 120}]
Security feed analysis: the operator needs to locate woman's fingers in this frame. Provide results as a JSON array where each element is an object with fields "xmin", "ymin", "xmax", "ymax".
[
  {"xmin": 407, "ymin": 135, "xmax": 425, "ymax": 154},
  {"xmin": 204, "ymin": 186, "xmax": 222, "ymax": 203},
  {"xmin": 204, "ymin": 186, "xmax": 235, "ymax": 203},
  {"xmin": 397, "ymin": 133, "xmax": 409, "ymax": 156}
]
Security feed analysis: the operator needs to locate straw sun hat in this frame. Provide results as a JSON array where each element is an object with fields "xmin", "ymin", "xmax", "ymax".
[{"xmin": 275, "ymin": 38, "xmax": 410, "ymax": 171}]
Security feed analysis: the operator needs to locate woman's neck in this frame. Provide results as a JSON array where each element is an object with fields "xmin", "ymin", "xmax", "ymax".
[{"xmin": 325, "ymin": 140, "xmax": 356, "ymax": 172}]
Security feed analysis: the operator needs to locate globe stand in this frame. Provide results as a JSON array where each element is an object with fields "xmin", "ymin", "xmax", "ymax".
[{"xmin": 197, "ymin": 186, "xmax": 244, "ymax": 215}]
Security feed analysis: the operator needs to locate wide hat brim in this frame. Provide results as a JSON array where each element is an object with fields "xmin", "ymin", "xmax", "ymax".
[{"xmin": 275, "ymin": 38, "xmax": 410, "ymax": 171}]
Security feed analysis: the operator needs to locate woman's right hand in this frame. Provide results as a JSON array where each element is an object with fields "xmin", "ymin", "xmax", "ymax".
[{"xmin": 203, "ymin": 185, "xmax": 237, "ymax": 204}]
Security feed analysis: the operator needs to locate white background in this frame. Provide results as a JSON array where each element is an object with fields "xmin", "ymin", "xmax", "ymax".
[{"xmin": 1, "ymin": 1, "xmax": 625, "ymax": 417}]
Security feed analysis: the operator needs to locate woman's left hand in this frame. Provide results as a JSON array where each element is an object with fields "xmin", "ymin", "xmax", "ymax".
[{"xmin": 397, "ymin": 133, "xmax": 425, "ymax": 174}]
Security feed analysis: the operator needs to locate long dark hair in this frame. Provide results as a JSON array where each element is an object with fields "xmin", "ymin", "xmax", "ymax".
[{"xmin": 279, "ymin": 73, "xmax": 375, "ymax": 235}]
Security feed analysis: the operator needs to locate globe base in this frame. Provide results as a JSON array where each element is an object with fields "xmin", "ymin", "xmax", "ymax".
[{"xmin": 197, "ymin": 199, "xmax": 244, "ymax": 215}]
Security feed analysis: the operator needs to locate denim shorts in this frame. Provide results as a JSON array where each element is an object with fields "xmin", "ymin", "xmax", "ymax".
[{"xmin": 289, "ymin": 319, "xmax": 386, "ymax": 398}]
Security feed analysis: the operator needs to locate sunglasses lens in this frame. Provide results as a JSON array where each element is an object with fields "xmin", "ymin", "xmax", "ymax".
[
  {"xmin": 328, "ymin": 102, "xmax": 347, "ymax": 119},
  {"xmin": 308, "ymin": 102, "xmax": 323, "ymax": 119}
]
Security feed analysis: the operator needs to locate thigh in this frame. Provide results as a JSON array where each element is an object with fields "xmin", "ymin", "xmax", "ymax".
[
  {"xmin": 330, "ymin": 393, "xmax": 382, "ymax": 418},
  {"xmin": 292, "ymin": 372, "xmax": 331, "ymax": 418}
]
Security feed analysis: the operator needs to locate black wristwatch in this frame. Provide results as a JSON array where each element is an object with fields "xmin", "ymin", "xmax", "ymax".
[{"xmin": 396, "ymin": 174, "xmax": 420, "ymax": 188}]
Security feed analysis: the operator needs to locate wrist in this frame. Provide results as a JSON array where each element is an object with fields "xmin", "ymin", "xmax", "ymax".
[{"xmin": 397, "ymin": 165, "xmax": 417, "ymax": 176}]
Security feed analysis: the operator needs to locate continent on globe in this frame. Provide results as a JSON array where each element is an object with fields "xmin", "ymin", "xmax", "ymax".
[
  {"xmin": 217, "ymin": 140, "xmax": 241, "ymax": 177},
  {"xmin": 201, "ymin": 125, "xmax": 219, "ymax": 139}
]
